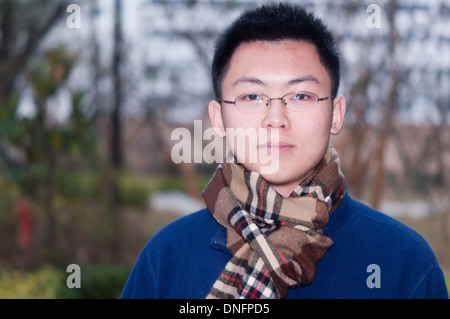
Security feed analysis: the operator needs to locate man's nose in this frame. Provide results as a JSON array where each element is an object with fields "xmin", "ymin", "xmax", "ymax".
[{"xmin": 262, "ymin": 98, "xmax": 290, "ymax": 129}]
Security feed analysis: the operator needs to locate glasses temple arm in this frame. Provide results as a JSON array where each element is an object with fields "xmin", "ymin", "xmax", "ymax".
[{"xmin": 217, "ymin": 98, "xmax": 236, "ymax": 104}]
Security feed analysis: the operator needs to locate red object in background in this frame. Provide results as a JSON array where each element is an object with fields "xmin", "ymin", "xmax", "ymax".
[{"xmin": 17, "ymin": 200, "xmax": 32, "ymax": 251}]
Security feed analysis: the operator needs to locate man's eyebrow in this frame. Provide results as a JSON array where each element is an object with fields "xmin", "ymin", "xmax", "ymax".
[
  {"xmin": 233, "ymin": 77, "xmax": 266, "ymax": 87},
  {"xmin": 287, "ymin": 75, "xmax": 320, "ymax": 86},
  {"xmin": 232, "ymin": 75, "xmax": 320, "ymax": 88}
]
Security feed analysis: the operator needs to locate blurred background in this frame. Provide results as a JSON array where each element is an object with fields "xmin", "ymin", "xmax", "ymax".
[{"xmin": 0, "ymin": 0, "xmax": 448, "ymax": 298}]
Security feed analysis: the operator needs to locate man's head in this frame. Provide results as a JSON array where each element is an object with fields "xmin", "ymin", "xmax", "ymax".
[
  {"xmin": 211, "ymin": 2, "xmax": 341, "ymax": 100},
  {"xmin": 208, "ymin": 3, "xmax": 346, "ymax": 196}
]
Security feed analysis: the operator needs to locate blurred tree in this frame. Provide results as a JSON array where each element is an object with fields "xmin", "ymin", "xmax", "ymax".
[
  {"xmin": 112, "ymin": 0, "xmax": 123, "ymax": 171},
  {"xmin": 336, "ymin": 0, "xmax": 450, "ymax": 212},
  {"xmin": 0, "ymin": 0, "xmax": 69, "ymax": 263},
  {"xmin": 0, "ymin": 0, "xmax": 68, "ymax": 101},
  {"xmin": 2, "ymin": 45, "xmax": 100, "ymax": 262},
  {"xmin": 109, "ymin": 0, "xmax": 124, "ymax": 262},
  {"xmin": 370, "ymin": 0, "xmax": 399, "ymax": 210}
]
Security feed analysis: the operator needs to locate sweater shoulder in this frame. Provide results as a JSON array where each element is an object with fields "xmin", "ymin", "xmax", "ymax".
[{"xmin": 347, "ymin": 197, "xmax": 436, "ymax": 258}]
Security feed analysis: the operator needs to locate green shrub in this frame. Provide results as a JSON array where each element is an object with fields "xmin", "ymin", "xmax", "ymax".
[
  {"xmin": 119, "ymin": 176, "xmax": 152, "ymax": 207},
  {"xmin": 0, "ymin": 265, "xmax": 64, "ymax": 299},
  {"xmin": 0, "ymin": 264, "xmax": 130, "ymax": 299}
]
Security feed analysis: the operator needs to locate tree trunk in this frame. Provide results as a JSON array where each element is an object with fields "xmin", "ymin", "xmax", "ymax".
[
  {"xmin": 370, "ymin": 0, "xmax": 399, "ymax": 210},
  {"xmin": 109, "ymin": 0, "xmax": 123, "ymax": 262}
]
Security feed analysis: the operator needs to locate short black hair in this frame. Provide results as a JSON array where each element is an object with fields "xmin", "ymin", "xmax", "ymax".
[{"xmin": 211, "ymin": 2, "xmax": 340, "ymax": 99}]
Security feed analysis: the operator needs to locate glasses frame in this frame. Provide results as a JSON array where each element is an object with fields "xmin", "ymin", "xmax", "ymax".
[{"xmin": 218, "ymin": 91, "xmax": 334, "ymax": 113}]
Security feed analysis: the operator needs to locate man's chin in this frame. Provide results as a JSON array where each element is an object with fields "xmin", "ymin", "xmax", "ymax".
[{"xmin": 238, "ymin": 160, "xmax": 281, "ymax": 176}]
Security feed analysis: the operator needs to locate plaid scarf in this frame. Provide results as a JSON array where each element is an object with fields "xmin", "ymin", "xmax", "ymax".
[{"xmin": 202, "ymin": 144, "xmax": 345, "ymax": 299}]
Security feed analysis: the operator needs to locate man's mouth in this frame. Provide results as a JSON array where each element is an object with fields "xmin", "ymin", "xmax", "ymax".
[{"xmin": 259, "ymin": 142, "xmax": 294, "ymax": 154}]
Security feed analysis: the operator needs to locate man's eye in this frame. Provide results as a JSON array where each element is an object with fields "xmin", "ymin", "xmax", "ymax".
[
  {"xmin": 242, "ymin": 94, "xmax": 262, "ymax": 102},
  {"xmin": 293, "ymin": 93, "xmax": 311, "ymax": 101}
]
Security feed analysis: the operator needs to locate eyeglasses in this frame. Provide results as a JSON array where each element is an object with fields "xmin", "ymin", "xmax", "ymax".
[{"xmin": 218, "ymin": 91, "xmax": 334, "ymax": 114}]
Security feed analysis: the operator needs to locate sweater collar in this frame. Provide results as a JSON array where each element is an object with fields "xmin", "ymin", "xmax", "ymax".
[{"xmin": 209, "ymin": 224, "xmax": 230, "ymax": 255}]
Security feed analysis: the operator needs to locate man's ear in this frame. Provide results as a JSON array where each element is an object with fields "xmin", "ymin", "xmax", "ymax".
[
  {"xmin": 330, "ymin": 95, "xmax": 346, "ymax": 135},
  {"xmin": 208, "ymin": 100, "xmax": 226, "ymax": 137}
]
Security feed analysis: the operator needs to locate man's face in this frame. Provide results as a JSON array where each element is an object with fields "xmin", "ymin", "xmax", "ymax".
[{"xmin": 209, "ymin": 40, "xmax": 346, "ymax": 196}]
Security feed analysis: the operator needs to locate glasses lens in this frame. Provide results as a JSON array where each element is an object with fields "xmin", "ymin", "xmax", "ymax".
[
  {"xmin": 235, "ymin": 93, "xmax": 267, "ymax": 113},
  {"xmin": 284, "ymin": 92, "xmax": 317, "ymax": 111}
]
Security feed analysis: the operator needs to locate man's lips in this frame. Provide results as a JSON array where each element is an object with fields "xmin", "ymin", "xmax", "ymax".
[{"xmin": 258, "ymin": 142, "xmax": 294, "ymax": 154}]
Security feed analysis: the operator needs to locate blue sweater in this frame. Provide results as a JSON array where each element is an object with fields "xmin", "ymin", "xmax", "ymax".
[{"xmin": 120, "ymin": 194, "xmax": 448, "ymax": 299}]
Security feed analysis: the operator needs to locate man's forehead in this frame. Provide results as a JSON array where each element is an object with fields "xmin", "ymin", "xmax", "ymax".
[{"xmin": 224, "ymin": 41, "xmax": 327, "ymax": 89}]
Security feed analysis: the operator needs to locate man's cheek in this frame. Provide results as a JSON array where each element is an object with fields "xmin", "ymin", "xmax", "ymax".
[{"xmin": 225, "ymin": 127, "xmax": 280, "ymax": 173}]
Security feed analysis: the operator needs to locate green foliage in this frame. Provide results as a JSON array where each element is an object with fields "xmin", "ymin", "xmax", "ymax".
[
  {"xmin": 0, "ymin": 94, "xmax": 20, "ymax": 136},
  {"xmin": 53, "ymin": 169, "xmax": 103, "ymax": 200},
  {"xmin": 28, "ymin": 47, "xmax": 77, "ymax": 100},
  {"xmin": 0, "ymin": 264, "xmax": 130, "ymax": 299},
  {"xmin": 0, "ymin": 172, "xmax": 21, "ymax": 223},
  {"xmin": 0, "ymin": 45, "xmax": 98, "ymax": 195},
  {"xmin": 119, "ymin": 175, "xmax": 152, "ymax": 207},
  {"xmin": 0, "ymin": 265, "xmax": 64, "ymax": 299}
]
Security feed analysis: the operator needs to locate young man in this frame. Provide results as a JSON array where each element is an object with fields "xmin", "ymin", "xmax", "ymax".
[{"xmin": 121, "ymin": 3, "xmax": 448, "ymax": 299}]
